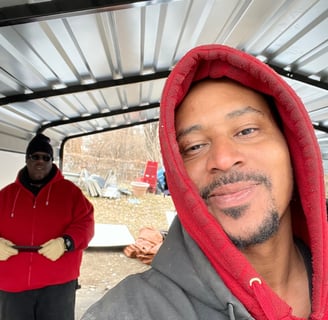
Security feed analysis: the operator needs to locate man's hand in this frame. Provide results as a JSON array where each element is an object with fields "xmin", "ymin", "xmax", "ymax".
[
  {"xmin": 38, "ymin": 237, "xmax": 66, "ymax": 261},
  {"xmin": 0, "ymin": 237, "xmax": 18, "ymax": 261}
]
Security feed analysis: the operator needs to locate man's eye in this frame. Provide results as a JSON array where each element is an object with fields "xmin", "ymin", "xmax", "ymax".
[
  {"xmin": 180, "ymin": 143, "xmax": 203, "ymax": 155},
  {"xmin": 237, "ymin": 127, "xmax": 258, "ymax": 136}
]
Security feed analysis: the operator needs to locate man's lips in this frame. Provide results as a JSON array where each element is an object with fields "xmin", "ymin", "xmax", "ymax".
[
  {"xmin": 207, "ymin": 181, "xmax": 260, "ymax": 208},
  {"xmin": 35, "ymin": 166, "xmax": 45, "ymax": 170}
]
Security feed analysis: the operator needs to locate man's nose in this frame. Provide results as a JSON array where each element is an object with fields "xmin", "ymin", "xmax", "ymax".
[{"xmin": 206, "ymin": 138, "xmax": 244, "ymax": 172}]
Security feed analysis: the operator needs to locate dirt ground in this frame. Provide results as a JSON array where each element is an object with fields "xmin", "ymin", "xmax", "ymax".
[{"xmin": 75, "ymin": 193, "xmax": 175, "ymax": 319}]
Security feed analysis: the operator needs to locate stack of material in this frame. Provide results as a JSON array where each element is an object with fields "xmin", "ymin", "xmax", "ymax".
[{"xmin": 123, "ymin": 227, "xmax": 164, "ymax": 265}]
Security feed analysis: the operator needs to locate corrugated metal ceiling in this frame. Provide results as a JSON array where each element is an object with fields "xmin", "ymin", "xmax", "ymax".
[{"xmin": 0, "ymin": 0, "xmax": 327, "ymax": 167}]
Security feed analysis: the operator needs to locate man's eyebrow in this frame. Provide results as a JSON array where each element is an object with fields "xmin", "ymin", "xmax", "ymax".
[
  {"xmin": 176, "ymin": 106, "xmax": 265, "ymax": 140},
  {"xmin": 226, "ymin": 106, "xmax": 264, "ymax": 119},
  {"xmin": 176, "ymin": 124, "xmax": 202, "ymax": 141}
]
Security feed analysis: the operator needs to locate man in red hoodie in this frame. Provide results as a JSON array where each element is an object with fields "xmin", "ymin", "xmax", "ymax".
[
  {"xmin": 82, "ymin": 45, "xmax": 328, "ymax": 319},
  {"xmin": 0, "ymin": 133, "xmax": 94, "ymax": 320}
]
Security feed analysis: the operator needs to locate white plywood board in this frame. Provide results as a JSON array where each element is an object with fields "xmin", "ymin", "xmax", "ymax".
[{"xmin": 88, "ymin": 224, "xmax": 135, "ymax": 248}]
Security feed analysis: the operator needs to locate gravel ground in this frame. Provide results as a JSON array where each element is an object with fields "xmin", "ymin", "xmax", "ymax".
[{"xmin": 75, "ymin": 193, "xmax": 175, "ymax": 319}]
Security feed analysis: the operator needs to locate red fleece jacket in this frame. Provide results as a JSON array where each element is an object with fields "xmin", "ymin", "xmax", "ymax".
[
  {"xmin": 159, "ymin": 44, "xmax": 328, "ymax": 319},
  {"xmin": 0, "ymin": 165, "xmax": 94, "ymax": 292}
]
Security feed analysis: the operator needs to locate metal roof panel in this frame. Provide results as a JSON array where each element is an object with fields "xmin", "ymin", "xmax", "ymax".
[{"xmin": 0, "ymin": 0, "xmax": 326, "ymax": 165}]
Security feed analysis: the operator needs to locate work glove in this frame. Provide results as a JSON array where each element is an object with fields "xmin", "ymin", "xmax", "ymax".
[
  {"xmin": 0, "ymin": 237, "xmax": 18, "ymax": 261},
  {"xmin": 38, "ymin": 237, "xmax": 65, "ymax": 261}
]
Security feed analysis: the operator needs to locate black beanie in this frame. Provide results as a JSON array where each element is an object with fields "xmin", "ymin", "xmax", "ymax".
[{"xmin": 26, "ymin": 133, "xmax": 53, "ymax": 159}]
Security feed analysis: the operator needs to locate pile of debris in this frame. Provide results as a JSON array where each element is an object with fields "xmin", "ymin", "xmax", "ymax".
[{"xmin": 78, "ymin": 169, "xmax": 131, "ymax": 199}]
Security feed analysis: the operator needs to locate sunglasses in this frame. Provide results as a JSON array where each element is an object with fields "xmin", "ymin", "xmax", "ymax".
[{"xmin": 28, "ymin": 154, "xmax": 52, "ymax": 162}]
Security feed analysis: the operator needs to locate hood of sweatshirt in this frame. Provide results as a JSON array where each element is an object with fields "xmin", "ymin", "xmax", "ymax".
[{"xmin": 159, "ymin": 44, "xmax": 328, "ymax": 319}]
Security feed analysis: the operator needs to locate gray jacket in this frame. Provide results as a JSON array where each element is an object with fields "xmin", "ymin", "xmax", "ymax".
[{"xmin": 81, "ymin": 218, "xmax": 253, "ymax": 320}]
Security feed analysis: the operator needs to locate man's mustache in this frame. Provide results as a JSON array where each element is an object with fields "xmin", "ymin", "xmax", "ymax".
[{"xmin": 200, "ymin": 171, "xmax": 272, "ymax": 200}]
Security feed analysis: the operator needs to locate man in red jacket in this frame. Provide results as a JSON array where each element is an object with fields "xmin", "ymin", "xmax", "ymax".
[{"xmin": 0, "ymin": 133, "xmax": 94, "ymax": 320}]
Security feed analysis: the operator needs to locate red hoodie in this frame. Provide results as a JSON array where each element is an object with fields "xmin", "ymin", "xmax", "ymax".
[
  {"xmin": 159, "ymin": 44, "xmax": 328, "ymax": 319},
  {"xmin": 0, "ymin": 164, "xmax": 94, "ymax": 292}
]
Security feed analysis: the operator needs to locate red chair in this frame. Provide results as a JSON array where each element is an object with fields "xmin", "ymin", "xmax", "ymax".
[{"xmin": 141, "ymin": 161, "xmax": 158, "ymax": 193}]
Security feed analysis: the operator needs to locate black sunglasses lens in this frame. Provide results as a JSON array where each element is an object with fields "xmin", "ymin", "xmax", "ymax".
[{"xmin": 30, "ymin": 155, "xmax": 51, "ymax": 161}]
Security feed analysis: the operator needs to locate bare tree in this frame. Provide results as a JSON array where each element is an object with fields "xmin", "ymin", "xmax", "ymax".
[
  {"xmin": 63, "ymin": 123, "xmax": 163, "ymax": 184},
  {"xmin": 143, "ymin": 122, "xmax": 161, "ymax": 163}
]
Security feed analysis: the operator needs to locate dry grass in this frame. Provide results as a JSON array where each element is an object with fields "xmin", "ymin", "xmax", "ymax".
[
  {"xmin": 89, "ymin": 193, "xmax": 175, "ymax": 238},
  {"xmin": 78, "ymin": 193, "xmax": 175, "ymax": 291}
]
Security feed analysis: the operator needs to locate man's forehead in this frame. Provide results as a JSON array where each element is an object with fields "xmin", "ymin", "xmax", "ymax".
[{"xmin": 30, "ymin": 151, "xmax": 51, "ymax": 155}]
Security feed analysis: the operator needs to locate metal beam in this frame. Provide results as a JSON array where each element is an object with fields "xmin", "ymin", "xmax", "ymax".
[
  {"xmin": 0, "ymin": 61, "xmax": 326, "ymax": 107},
  {"xmin": 38, "ymin": 102, "xmax": 160, "ymax": 131},
  {"xmin": 0, "ymin": 71, "xmax": 170, "ymax": 106},
  {"xmin": 1, "ymin": 64, "xmax": 326, "ymax": 107},
  {"xmin": 0, "ymin": 0, "xmax": 162, "ymax": 26},
  {"xmin": 313, "ymin": 123, "xmax": 328, "ymax": 134},
  {"xmin": 268, "ymin": 64, "xmax": 328, "ymax": 91}
]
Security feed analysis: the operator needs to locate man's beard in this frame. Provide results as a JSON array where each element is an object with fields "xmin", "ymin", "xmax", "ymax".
[
  {"xmin": 228, "ymin": 210, "xmax": 279, "ymax": 249},
  {"xmin": 200, "ymin": 171, "xmax": 280, "ymax": 249}
]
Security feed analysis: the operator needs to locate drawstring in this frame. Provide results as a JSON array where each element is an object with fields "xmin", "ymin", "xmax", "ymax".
[
  {"xmin": 227, "ymin": 303, "xmax": 236, "ymax": 320},
  {"xmin": 250, "ymin": 277, "xmax": 276, "ymax": 320},
  {"xmin": 10, "ymin": 188, "xmax": 21, "ymax": 218},
  {"xmin": 45, "ymin": 184, "xmax": 52, "ymax": 206},
  {"xmin": 10, "ymin": 184, "xmax": 52, "ymax": 217}
]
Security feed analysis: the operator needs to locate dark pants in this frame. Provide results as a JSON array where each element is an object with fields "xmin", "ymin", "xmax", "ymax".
[{"xmin": 0, "ymin": 280, "xmax": 77, "ymax": 320}]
